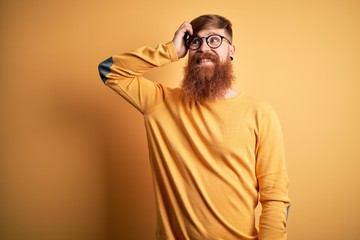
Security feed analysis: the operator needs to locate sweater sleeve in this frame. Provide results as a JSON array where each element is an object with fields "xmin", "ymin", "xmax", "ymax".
[
  {"xmin": 98, "ymin": 41, "xmax": 179, "ymax": 113},
  {"xmin": 255, "ymin": 107, "xmax": 291, "ymax": 240}
]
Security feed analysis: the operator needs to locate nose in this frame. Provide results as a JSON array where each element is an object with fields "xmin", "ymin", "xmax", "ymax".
[{"xmin": 197, "ymin": 39, "xmax": 210, "ymax": 52}]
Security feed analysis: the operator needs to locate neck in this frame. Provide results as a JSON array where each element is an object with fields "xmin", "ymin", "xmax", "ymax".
[{"xmin": 224, "ymin": 88, "xmax": 238, "ymax": 98}]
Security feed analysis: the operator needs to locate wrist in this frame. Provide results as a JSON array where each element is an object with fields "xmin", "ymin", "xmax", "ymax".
[{"xmin": 167, "ymin": 41, "xmax": 180, "ymax": 61}]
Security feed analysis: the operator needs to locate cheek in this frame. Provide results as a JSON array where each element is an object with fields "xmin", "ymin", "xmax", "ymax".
[
  {"xmin": 217, "ymin": 52, "xmax": 230, "ymax": 63},
  {"xmin": 188, "ymin": 51, "xmax": 196, "ymax": 61},
  {"xmin": 214, "ymin": 48, "xmax": 230, "ymax": 61}
]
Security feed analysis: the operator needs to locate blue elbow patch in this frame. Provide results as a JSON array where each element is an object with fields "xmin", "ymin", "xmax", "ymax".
[
  {"xmin": 98, "ymin": 57, "xmax": 113, "ymax": 83},
  {"xmin": 286, "ymin": 205, "xmax": 290, "ymax": 220}
]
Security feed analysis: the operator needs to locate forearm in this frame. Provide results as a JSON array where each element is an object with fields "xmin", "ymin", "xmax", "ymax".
[
  {"xmin": 98, "ymin": 41, "xmax": 179, "ymax": 84},
  {"xmin": 258, "ymin": 203, "xmax": 289, "ymax": 240},
  {"xmin": 258, "ymin": 186, "xmax": 290, "ymax": 239}
]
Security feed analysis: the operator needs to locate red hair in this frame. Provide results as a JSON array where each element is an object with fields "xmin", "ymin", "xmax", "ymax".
[{"xmin": 190, "ymin": 14, "xmax": 233, "ymax": 40}]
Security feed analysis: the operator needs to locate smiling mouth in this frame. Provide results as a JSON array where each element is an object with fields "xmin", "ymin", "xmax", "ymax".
[
  {"xmin": 197, "ymin": 58, "xmax": 214, "ymax": 64},
  {"xmin": 194, "ymin": 52, "xmax": 218, "ymax": 64}
]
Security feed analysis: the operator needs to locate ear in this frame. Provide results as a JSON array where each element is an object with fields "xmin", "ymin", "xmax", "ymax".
[{"xmin": 229, "ymin": 44, "xmax": 236, "ymax": 58}]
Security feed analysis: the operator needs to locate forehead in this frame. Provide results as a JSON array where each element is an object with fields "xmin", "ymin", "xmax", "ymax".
[{"xmin": 195, "ymin": 27, "xmax": 227, "ymax": 37}]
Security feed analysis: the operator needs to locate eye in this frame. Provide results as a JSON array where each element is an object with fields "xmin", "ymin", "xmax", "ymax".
[
  {"xmin": 190, "ymin": 37, "xmax": 201, "ymax": 46},
  {"xmin": 208, "ymin": 36, "xmax": 221, "ymax": 44}
]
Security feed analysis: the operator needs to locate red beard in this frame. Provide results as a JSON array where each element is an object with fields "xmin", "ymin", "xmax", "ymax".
[{"xmin": 182, "ymin": 52, "xmax": 235, "ymax": 103}]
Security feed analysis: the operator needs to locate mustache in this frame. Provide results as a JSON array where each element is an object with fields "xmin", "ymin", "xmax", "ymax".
[{"xmin": 192, "ymin": 52, "xmax": 219, "ymax": 64}]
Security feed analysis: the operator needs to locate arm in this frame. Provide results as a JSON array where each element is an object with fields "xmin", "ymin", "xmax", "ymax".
[
  {"xmin": 98, "ymin": 42, "xmax": 178, "ymax": 113},
  {"xmin": 97, "ymin": 22, "xmax": 193, "ymax": 113},
  {"xmin": 255, "ymin": 108, "xmax": 291, "ymax": 240}
]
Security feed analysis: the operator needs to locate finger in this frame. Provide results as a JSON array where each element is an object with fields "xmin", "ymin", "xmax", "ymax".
[
  {"xmin": 176, "ymin": 22, "xmax": 192, "ymax": 37},
  {"xmin": 180, "ymin": 22, "xmax": 193, "ymax": 36}
]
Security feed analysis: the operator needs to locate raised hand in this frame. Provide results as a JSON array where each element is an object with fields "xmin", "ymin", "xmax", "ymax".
[{"xmin": 172, "ymin": 21, "xmax": 193, "ymax": 59}]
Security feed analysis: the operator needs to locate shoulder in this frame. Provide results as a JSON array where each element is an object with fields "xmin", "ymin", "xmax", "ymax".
[
  {"xmin": 238, "ymin": 93, "xmax": 275, "ymax": 113},
  {"xmin": 162, "ymin": 86, "xmax": 182, "ymax": 98}
]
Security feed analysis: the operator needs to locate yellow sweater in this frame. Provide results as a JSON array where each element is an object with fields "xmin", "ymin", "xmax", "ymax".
[{"xmin": 99, "ymin": 42, "xmax": 290, "ymax": 240}]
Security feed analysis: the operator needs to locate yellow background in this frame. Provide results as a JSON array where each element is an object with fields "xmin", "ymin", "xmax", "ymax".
[{"xmin": 1, "ymin": 0, "xmax": 359, "ymax": 239}]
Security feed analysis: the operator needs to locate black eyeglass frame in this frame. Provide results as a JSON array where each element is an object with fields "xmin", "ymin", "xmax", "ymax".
[{"xmin": 186, "ymin": 34, "xmax": 232, "ymax": 50}]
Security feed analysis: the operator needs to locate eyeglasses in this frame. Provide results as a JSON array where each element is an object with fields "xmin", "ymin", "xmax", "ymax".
[{"xmin": 186, "ymin": 34, "xmax": 232, "ymax": 50}]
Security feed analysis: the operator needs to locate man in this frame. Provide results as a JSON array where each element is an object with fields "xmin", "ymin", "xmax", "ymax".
[{"xmin": 98, "ymin": 14, "xmax": 290, "ymax": 240}]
